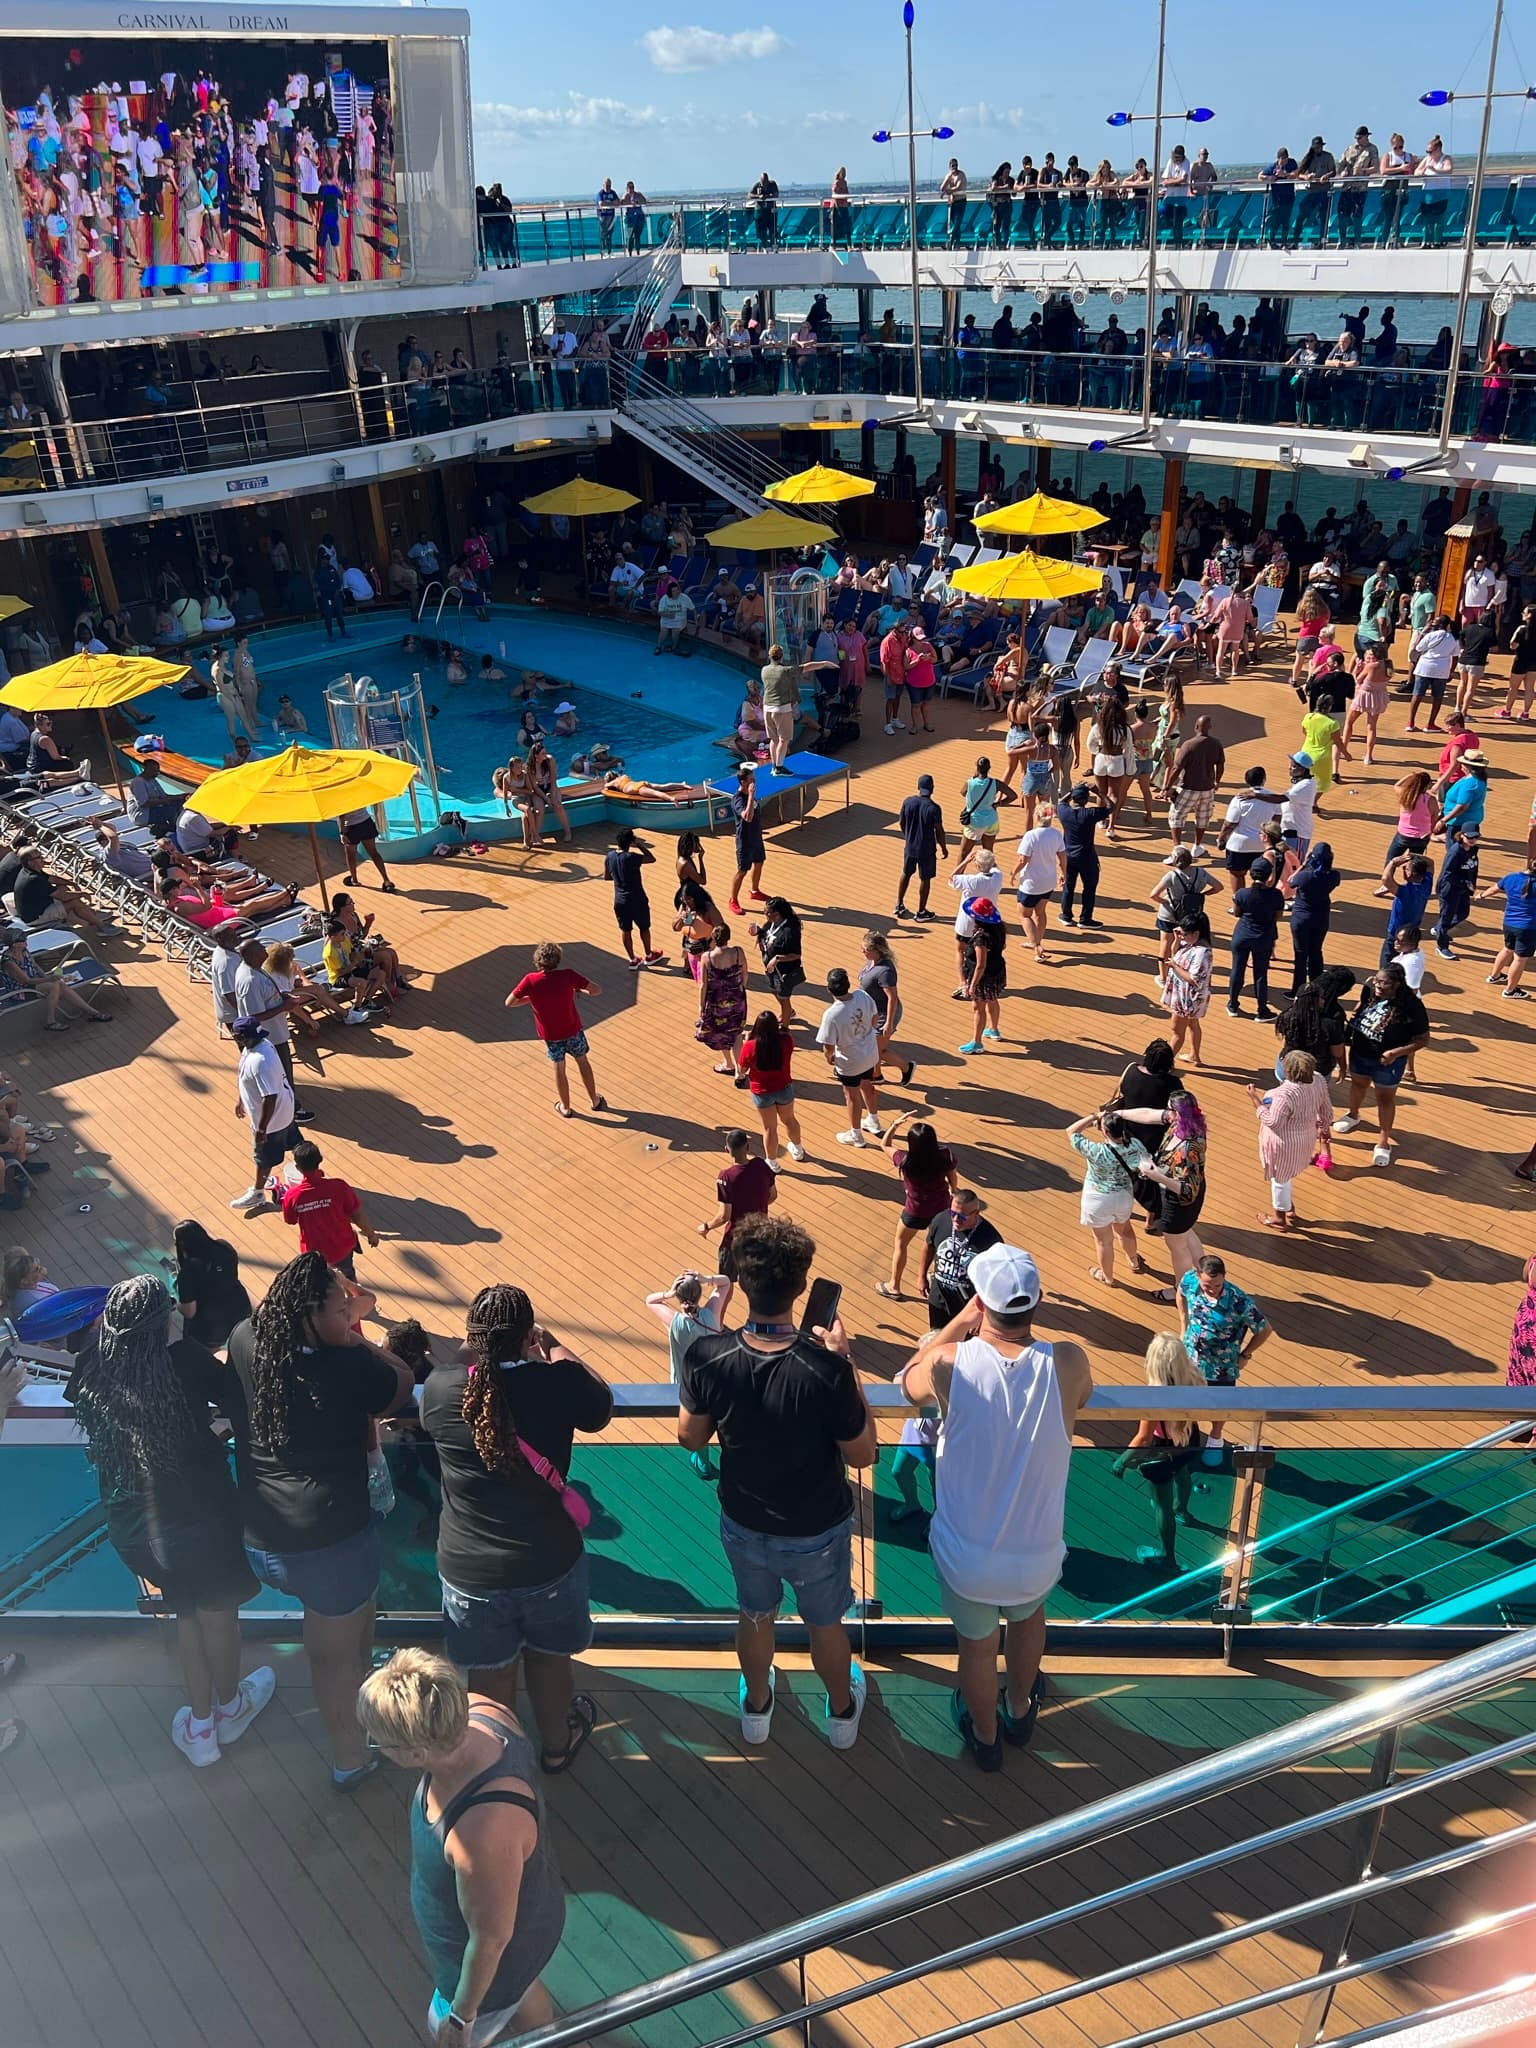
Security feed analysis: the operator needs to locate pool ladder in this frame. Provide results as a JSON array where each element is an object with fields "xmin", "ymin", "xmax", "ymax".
[{"xmin": 415, "ymin": 582, "xmax": 468, "ymax": 629}]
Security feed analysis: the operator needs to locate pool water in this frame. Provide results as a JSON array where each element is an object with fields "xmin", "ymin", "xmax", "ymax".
[{"xmin": 138, "ymin": 611, "xmax": 749, "ymax": 824}]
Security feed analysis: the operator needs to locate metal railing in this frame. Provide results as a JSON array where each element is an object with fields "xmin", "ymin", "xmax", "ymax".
[
  {"xmin": 508, "ymin": 1627, "xmax": 1536, "ymax": 2048},
  {"xmin": 476, "ymin": 173, "xmax": 1536, "ymax": 266},
  {"xmin": 616, "ymin": 364, "xmax": 791, "ymax": 514}
]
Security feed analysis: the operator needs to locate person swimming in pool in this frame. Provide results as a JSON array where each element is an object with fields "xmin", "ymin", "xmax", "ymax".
[
  {"xmin": 518, "ymin": 707, "xmax": 547, "ymax": 749},
  {"xmin": 571, "ymin": 743, "xmax": 622, "ymax": 775},
  {"xmin": 445, "ymin": 647, "xmax": 468, "ymax": 684},
  {"xmin": 479, "ymin": 654, "xmax": 506, "ymax": 682},
  {"xmin": 512, "ymin": 669, "xmax": 550, "ymax": 701},
  {"xmin": 552, "ymin": 701, "xmax": 579, "ymax": 737}
]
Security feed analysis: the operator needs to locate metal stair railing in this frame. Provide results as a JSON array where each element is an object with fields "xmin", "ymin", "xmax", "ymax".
[
  {"xmin": 508, "ymin": 1628, "xmax": 1536, "ymax": 2048},
  {"xmin": 616, "ymin": 364, "xmax": 793, "ymax": 515},
  {"xmin": 620, "ymin": 221, "xmax": 683, "ymax": 355}
]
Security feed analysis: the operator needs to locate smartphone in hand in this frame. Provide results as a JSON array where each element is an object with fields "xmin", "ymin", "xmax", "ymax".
[{"xmin": 800, "ymin": 1276, "xmax": 842, "ymax": 1341}]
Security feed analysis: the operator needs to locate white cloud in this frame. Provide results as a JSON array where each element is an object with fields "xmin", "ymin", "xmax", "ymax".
[
  {"xmin": 936, "ymin": 102, "xmax": 1030, "ymax": 131},
  {"xmin": 641, "ymin": 25, "xmax": 787, "ymax": 73},
  {"xmin": 473, "ymin": 94, "xmax": 663, "ymax": 137}
]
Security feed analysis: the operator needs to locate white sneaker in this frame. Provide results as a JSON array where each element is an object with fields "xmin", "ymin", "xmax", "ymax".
[
  {"xmin": 739, "ymin": 1667, "xmax": 776, "ymax": 1744},
  {"xmin": 1192, "ymin": 847, "xmax": 1212, "ymax": 862},
  {"xmin": 215, "ymin": 1667, "xmax": 276, "ymax": 1746},
  {"xmin": 861, "ymin": 1114, "xmax": 883, "ymax": 1136},
  {"xmin": 228, "ymin": 1185, "xmax": 264, "ymax": 1210},
  {"xmin": 883, "ymin": 721, "xmax": 898, "ymax": 735},
  {"xmin": 77, "ymin": 756, "xmax": 93, "ymax": 785},
  {"xmin": 786, "ymin": 1141, "xmax": 806, "ymax": 1162},
  {"xmin": 171, "ymin": 1707, "xmax": 221, "ymax": 1767},
  {"xmin": 1371, "ymin": 1143, "xmax": 1394, "ymax": 1167},
  {"xmin": 766, "ymin": 1158, "xmax": 782, "ymax": 1175},
  {"xmin": 835, "ymin": 1128, "xmax": 867, "ymax": 1147},
  {"xmin": 1331, "ymin": 1116, "xmax": 1362, "ymax": 1136},
  {"xmin": 346, "ymin": 1007, "xmax": 375, "ymax": 1026},
  {"xmin": 825, "ymin": 1662, "xmax": 867, "ymax": 1751}
]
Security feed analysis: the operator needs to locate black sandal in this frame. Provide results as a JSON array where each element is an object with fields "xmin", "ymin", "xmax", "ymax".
[{"xmin": 542, "ymin": 1692, "xmax": 597, "ymax": 1774}]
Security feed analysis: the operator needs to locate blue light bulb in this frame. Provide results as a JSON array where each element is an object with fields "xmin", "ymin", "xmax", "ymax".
[
  {"xmin": 903, "ymin": 0, "xmax": 915, "ymax": 24},
  {"xmin": 1420, "ymin": 89, "xmax": 1452, "ymax": 107},
  {"xmin": 934, "ymin": 125, "xmax": 955, "ymax": 140},
  {"xmin": 872, "ymin": 130, "xmax": 891, "ymax": 144},
  {"xmin": 1106, "ymin": 111, "xmax": 1131, "ymax": 127},
  {"xmin": 1188, "ymin": 107, "xmax": 1215, "ymax": 123}
]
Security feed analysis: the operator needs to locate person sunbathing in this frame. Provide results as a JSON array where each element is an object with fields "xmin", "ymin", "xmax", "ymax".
[{"xmin": 155, "ymin": 871, "xmax": 298, "ymax": 929}]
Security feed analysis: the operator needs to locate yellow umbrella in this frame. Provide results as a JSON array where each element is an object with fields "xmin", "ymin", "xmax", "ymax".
[
  {"xmin": 520, "ymin": 478, "xmax": 640, "ymax": 517},
  {"xmin": 709, "ymin": 509, "xmax": 836, "ymax": 551},
  {"xmin": 0, "ymin": 595, "xmax": 32, "ymax": 622},
  {"xmin": 189, "ymin": 742, "xmax": 419, "ymax": 909},
  {"xmin": 763, "ymin": 464, "xmax": 876, "ymax": 506},
  {"xmin": 974, "ymin": 490, "xmax": 1107, "ymax": 537},
  {"xmin": 949, "ymin": 551, "xmax": 1106, "ymax": 603},
  {"xmin": 1, "ymin": 650, "xmax": 187, "ymax": 799}
]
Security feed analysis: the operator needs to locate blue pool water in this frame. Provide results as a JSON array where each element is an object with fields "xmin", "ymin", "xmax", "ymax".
[{"xmin": 138, "ymin": 612, "xmax": 749, "ymax": 821}]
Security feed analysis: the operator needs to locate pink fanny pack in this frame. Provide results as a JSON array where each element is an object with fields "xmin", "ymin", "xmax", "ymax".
[{"xmin": 518, "ymin": 1436, "xmax": 591, "ymax": 1529}]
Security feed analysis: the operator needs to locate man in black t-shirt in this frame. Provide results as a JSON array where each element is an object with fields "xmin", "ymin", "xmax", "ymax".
[
  {"xmin": 896, "ymin": 773, "xmax": 948, "ymax": 919},
  {"xmin": 921, "ymin": 1190, "xmax": 1003, "ymax": 1329},
  {"xmin": 678, "ymin": 1214, "xmax": 876, "ymax": 1751}
]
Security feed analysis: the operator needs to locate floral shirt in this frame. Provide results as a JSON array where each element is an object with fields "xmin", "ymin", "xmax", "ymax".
[
  {"xmin": 1179, "ymin": 1271, "xmax": 1269, "ymax": 1379},
  {"xmin": 1070, "ymin": 1130, "xmax": 1152, "ymax": 1193}
]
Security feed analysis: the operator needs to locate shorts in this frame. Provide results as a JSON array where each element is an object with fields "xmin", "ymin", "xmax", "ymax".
[
  {"xmin": 106, "ymin": 1498, "xmax": 257, "ymax": 1613},
  {"xmin": 1018, "ymin": 889, "xmax": 1054, "ymax": 910},
  {"xmin": 1225, "ymin": 850, "xmax": 1258, "ymax": 877},
  {"xmin": 836, "ymin": 1064, "xmax": 877, "ymax": 1088},
  {"xmin": 1349, "ymin": 1047, "xmax": 1408, "ymax": 1090},
  {"xmin": 900, "ymin": 1208, "xmax": 945, "ymax": 1232},
  {"xmin": 901, "ymin": 854, "xmax": 938, "ymax": 881},
  {"xmin": 960, "ymin": 820, "xmax": 998, "ymax": 843},
  {"xmin": 245, "ymin": 1517, "xmax": 381, "ymax": 1619},
  {"xmin": 1093, "ymin": 754, "xmax": 1132, "ymax": 779},
  {"xmin": 544, "ymin": 1030, "xmax": 590, "ymax": 1063},
  {"xmin": 612, "ymin": 896, "xmax": 649, "ymax": 935},
  {"xmin": 735, "ymin": 830, "xmax": 767, "ymax": 869},
  {"xmin": 1134, "ymin": 756, "xmax": 1154, "ymax": 778},
  {"xmin": 1195, "ymin": 1363, "xmax": 1239, "ymax": 1389},
  {"xmin": 342, "ymin": 817, "xmax": 378, "ymax": 847},
  {"xmin": 750, "ymin": 1084, "xmax": 796, "ymax": 1108},
  {"xmin": 1459, "ymin": 664, "xmax": 1485, "ymax": 682},
  {"xmin": 1081, "ymin": 1182, "xmax": 1135, "ymax": 1228},
  {"xmin": 1504, "ymin": 926, "xmax": 1536, "ymax": 959},
  {"xmin": 719, "ymin": 1510, "xmax": 853, "ymax": 1626},
  {"xmin": 937, "ymin": 1569, "xmax": 1053, "ymax": 1641},
  {"xmin": 441, "ymin": 1552, "xmax": 593, "ymax": 1670},
  {"xmin": 1157, "ymin": 1187, "xmax": 1206, "ymax": 1234},
  {"xmin": 1171, "ymin": 788, "xmax": 1215, "ymax": 830},
  {"xmin": 1411, "ymin": 673, "xmax": 1447, "ymax": 703},
  {"xmin": 1024, "ymin": 762, "xmax": 1054, "ymax": 795},
  {"xmin": 255, "ymin": 1120, "xmax": 300, "ymax": 1173}
]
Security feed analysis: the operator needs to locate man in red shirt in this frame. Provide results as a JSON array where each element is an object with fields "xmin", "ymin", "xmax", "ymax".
[
  {"xmin": 506, "ymin": 939, "xmax": 608, "ymax": 1119},
  {"xmin": 697, "ymin": 1128, "xmax": 777, "ymax": 1275},
  {"xmin": 880, "ymin": 619, "xmax": 911, "ymax": 736},
  {"xmin": 279, "ymin": 1140, "xmax": 379, "ymax": 1279}
]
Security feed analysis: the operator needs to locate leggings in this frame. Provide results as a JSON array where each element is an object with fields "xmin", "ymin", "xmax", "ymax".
[
  {"xmin": 1062, "ymin": 853, "xmax": 1100, "ymax": 920},
  {"xmin": 1229, "ymin": 935, "xmax": 1274, "ymax": 1008}
]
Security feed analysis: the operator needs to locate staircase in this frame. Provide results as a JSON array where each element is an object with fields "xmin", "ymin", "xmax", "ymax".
[
  {"xmin": 615, "ymin": 364, "xmax": 792, "ymax": 517},
  {"xmin": 619, "ymin": 223, "xmax": 683, "ymax": 356}
]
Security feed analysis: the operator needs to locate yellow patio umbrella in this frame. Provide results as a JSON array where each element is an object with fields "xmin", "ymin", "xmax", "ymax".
[
  {"xmin": 188, "ymin": 742, "xmax": 419, "ymax": 909},
  {"xmin": 974, "ymin": 490, "xmax": 1107, "ymax": 537},
  {"xmin": 763, "ymin": 464, "xmax": 876, "ymax": 506},
  {"xmin": 520, "ymin": 478, "xmax": 640, "ymax": 518},
  {"xmin": 0, "ymin": 595, "xmax": 32, "ymax": 622},
  {"xmin": 0, "ymin": 650, "xmax": 187, "ymax": 800},
  {"xmin": 708, "ymin": 509, "xmax": 837, "ymax": 551},
  {"xmin": 949, "ymin": 551, "xmax": 1106, "ymax": 603}
]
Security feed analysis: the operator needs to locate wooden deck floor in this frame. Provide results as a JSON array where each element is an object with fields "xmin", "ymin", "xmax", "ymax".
[
  {"xmin": 2, "ymin": 1632, "xmax": 1529, "ymax": 2048},
  {"xmin": 8, "ymin": 621, "xmax": 1533, "ymax": 1452}
]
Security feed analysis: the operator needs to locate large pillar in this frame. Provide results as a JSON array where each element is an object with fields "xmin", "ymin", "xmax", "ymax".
[
  {"xmin": 83, "ymin": 527, "xmax": 119, "ymax": 615},
  {"xmin": 1155, "ymin": 455, "xmax": 1184, "ymax": 592},
  {"xmin": 1035, "ymin": 442, "xmax": 1052, "ymax": 490},
  {"xmin": 363, "ymin": 482, "xmax": 392, "ymax": 571},
  {"xmin": 1249, "ymin": 468, "xmax": 1271, "ymax": 534},
  {"xmin": 938, "ymin": 429, "xmax": 957, "ymax": 516}
]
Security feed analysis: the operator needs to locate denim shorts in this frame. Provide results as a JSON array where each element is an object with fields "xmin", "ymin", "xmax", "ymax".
[
  {"xmin": 245, "ymin": 1517, "xmax": 381, "ymax": 1619},
  {"xmin": 1350, "ymin": 1048, "xmax": 1407, "ymax": 1090},
  {"xmin": 544, "ymin": 1029, "xmax": 590, "ymax": 1064},
  {"xmin": 751, "ymin": 1085, "xmax": 796, "ymax": 1108},
  {"xmin": 441, "ymin": 1552, "xmax": 593, "ymax": 1670},
  {"xmin": 719, "ymin": 1510, "xmax": 853, "ymax": 1626}
]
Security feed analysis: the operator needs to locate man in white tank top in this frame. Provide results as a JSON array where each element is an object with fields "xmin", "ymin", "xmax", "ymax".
[{"xmin": 898, "ymin": 1244, "xmax": 1092, "ymax": 1772}]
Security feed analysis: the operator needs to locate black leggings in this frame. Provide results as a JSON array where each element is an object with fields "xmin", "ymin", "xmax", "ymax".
[
  {"xmin": 1290, "ymin": 918, "xmax": 1328, "ymax": 992},
  {"xmin": 1229, "ymin": 935, "xmax": 1274, "ymax": 1008}
]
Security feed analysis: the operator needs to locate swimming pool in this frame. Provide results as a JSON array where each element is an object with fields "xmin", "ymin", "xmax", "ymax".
[{"xmin": 137, "ymin": 611, "xmax": 750, "ymax": 825}]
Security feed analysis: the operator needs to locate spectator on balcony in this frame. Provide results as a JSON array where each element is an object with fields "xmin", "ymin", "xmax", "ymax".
[
  {"xmin": 1379, "ymin": 138, "xmax": 1415, "ymax": 244},
  {"xmin": 1296, "ymin": 137, "xmax": 1336, "ymax": 242},
  {"xmin": 940, "ymin": 158, "xmax": 967, "ymax": 245},
  {"xmin": 595, "ymin": 176, "xmax": 619, "ymax": 253},
  {"xmin": 1261, "ymin": 144, "xmax": 1299, "ymax": 246},
  {"xmin": 620, "ymin": 180, "xmax": 647, "ymax": 254},
  {"xmin": 1417, "ymin": 135, "xmax": 1455, "ymax": 246},
  {"xmin": 1335, "ymin": 127, "xmax": 1379, "ymax": 245},
  {"xmin": 986, "ymin": 162, "xmax": 1013, "ymax": 247},
  {"xmin": 750, "ymin": 170, "xmax": 779, "ymax": 248}
]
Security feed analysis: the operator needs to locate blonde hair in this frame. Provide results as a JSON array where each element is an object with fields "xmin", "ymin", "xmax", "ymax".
[
  {"xmin": 1144, "ymin": 1331, "xmax": 1204, "ymax": 1448},
  {"xmin": 263, "ymin": 942, "xmax": 295, "ymax": 975},
  {"xmin": 356, "ymin": 1648, "xmax": 469, "ymax": 1759}
]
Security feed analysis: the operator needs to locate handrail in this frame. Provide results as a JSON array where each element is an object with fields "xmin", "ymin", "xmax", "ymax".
[
  {"xmin": 509, "ymin": 1628, "xmax": 1536, "ymax": 2048},
  {"xmin": 621, "ymin": 366, "xmax": 790, "ymax": 487}
]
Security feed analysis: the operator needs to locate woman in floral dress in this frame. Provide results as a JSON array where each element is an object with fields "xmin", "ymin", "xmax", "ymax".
[{"xmin": 1161, "ymin": 912, "xmax": 1214, "ymax": 1067}]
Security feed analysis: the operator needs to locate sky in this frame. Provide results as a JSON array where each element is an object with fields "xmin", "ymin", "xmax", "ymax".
[{"xmin": 454, "ymin": 0, "xmax": 1536, "ymax": 199}]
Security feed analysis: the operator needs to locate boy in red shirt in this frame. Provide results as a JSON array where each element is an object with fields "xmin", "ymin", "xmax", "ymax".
[
  {"xmin": 279, "ymin": 1140, "xmax": 379, "ymax": 1279},
  {"xmin": 506, "ymin": 939, "xmax": 609, "ymax": 1119}
]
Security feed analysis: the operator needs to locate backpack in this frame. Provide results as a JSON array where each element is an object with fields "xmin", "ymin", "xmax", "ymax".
[{"xmin": 1164, "ymin": 869, "xmax": 1204, "ymax": 923}]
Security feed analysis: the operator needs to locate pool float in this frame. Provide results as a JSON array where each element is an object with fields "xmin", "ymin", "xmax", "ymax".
[{"xmin": 15, "ymin": 1286, "xmax": 111, "ymax": 1342}]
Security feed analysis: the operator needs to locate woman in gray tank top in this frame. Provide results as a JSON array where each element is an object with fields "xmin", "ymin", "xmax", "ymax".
[{"xmin": 359, "ymin": 1649, "xmax": 566, "ymax": 2044}]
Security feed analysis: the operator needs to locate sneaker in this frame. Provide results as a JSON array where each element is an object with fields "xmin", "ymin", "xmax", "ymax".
[
  {"xmin": 1059, "ymin": 912, "xmax": 1076, "ymax": 926},
  {"xmin": 728, "ymin": 900, "xmax": 744, "ymax": 915},
  {"xmin": 958, "ymin": 1039, "xmax": 984, "ymax": 1054},
  {"xmin": 860, "ymin": 1114, "xmax": 883, "ymax": 1136},
  {"xmin": 949, "ymin": 1689, "xmax": 1002, "ymax": 1772},
  {"xmin": 1080, "ymin": 917, "xmax": 1104, "ymax": 929},
  {"xmin": 825, "ymin": 1663, "xmax": 867, "ymax": 1751},
  {"xmin": 293, "ymin": 1106, "xmax": 317, "ymax": 1124},
  {"xmin": 1504, "ymin": 987, "xmax": 1532, "ymax": 1001},
  {"xmin": 1225, "ymin": 1003, "xmax": 1243, "ymax": 1017},
  {"xmin": 749, "ymin": 890, "xmax": 769, "ymax": 902},
  {"xmin": 229, "ymin": 1185, "xmax": 264, "ymax": 1210},
  {"xmin": 215, "ymin": 1667, "xmax": 276, "ymax": 1746},
  {"xmin": 1372, "ymin": 1143, "xmax": 1394, "ymax": 1167},
  {"xmin": 766, "ymin": 1158, "xmax": 782, "ymax": 1175},
  {"xmin": 171, "ymin": 1707, "xmax": 220, "ymax": 1768},
  {"xmin": 894, "ymin": 904, "xmax": 912, "ymax": 919},
  {"xmin": 913, "ymin": 907, "xmax": 936, "ymax": 921},
  {"xmin": 786, "ymin": 1141, "xmax": 807, "ymax": 1162},
  {"xmin": 346, "ymin": 1007, "xmax": 378, "ymax": 1025},
  {"xmin": 1192, "ymin": 847, "xmax": 1212, "ymax": 862},
  {"xmin": 628, "ymin": 956, "xmax": 645, "ymax": 971},
  {"xmin": 1161, "ymin": 851, "xmax": 1182, "ymax": 866},
  {"xmin": 982, "ymin": 1027, "xmax": 1001, "ymax": 1041},
  {"xmin": 835, "ymin": 1128, "xmax": 867, "ymax": 1147},
  {"xmin": 739, "ymin": 1668, "xmax": 776, "ymax": 1744},
  {"xmin": 1331, "ymin": 1115, "xmax": 1362, "ymax": 1135},
  {"xmin": 1436, "ymin": 946, "xmax": 1457, "ymax": 961},
  {"xmin": 1255, "ymin": 1007, "xmax": 1276, "ymax": 1022},
  {"xmin": 884, "ymin": 721, "xmax": 899, "ymax": 735},
  {"xmin": 998, "ymin": 1672, "xmax": 1046, "ymax": 1748}
]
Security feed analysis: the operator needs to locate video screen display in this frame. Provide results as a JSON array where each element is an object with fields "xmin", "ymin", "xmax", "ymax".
[{"xmin": 1, "ymin": 35, "xmax": 400, "ymax": 305}]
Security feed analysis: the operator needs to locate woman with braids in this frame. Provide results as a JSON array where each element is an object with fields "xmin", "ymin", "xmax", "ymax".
[
  {"xmin": 226, "ymin": 1252, "xmax": 413, "ymax": 1787},
  {"xmin": 421, "ymin": 1284, "xmax": 614, "ymax": 1775},
  {"xmin": 67, "ymin": 1275, "xmax": 276, "ymax": 1769}
]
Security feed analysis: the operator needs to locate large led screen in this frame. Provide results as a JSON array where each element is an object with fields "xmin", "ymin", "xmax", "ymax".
[{"xmin": 1, "ymin": 35, "xmax": 400, "ymax": 305}]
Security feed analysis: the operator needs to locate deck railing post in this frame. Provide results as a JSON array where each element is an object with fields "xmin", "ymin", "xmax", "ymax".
[
  {"xmin": 1215, "ymin": 1422, "xmax": 1271, "ymax": 1646},
  {"xmin": 1294, "ymin": 1723, "xmax": 1403, "ymax": 2048}
]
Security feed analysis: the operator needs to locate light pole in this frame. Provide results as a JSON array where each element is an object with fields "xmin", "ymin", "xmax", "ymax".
[
  {"xmin": 873, "ymin": 0, "xmax": 954, "ymax": 411},
  {"xmin": 1420, "ymin": 0, "xmax": 1535, "ymax": 456}
]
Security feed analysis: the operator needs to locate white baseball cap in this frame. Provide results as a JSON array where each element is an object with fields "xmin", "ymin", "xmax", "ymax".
[{"xmin": 968, "ymin": 1244, "xmax": 1042, "ymax": 1315}]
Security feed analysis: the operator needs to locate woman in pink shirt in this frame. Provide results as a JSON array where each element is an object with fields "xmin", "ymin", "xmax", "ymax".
[
  {"xmin": 156, "ymin": 872, "xmax": 297, "ymax": 929},
  {"xmin": 1248, "ymin": 1050, "xmax": 1332, "ymax": 1229},
  {"xmin": 835, "ymin": 620, "xmax": 868, "ymax": 704},
  {"xmin": 905, "ymin": 628, "xmax": 938, "ymax": 733}
]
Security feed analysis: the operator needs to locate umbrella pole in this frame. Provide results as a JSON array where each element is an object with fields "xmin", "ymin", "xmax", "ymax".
[
  {"xmin": 309, "ymin": 824, "xmax": 330, "ymax": 911},
  {"xmin": 97, "ymin": 706, "xmax": 126, "ymax": 804}
]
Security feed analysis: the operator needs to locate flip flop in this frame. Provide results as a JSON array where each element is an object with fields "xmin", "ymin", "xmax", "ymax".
[
  {"xmin": 555, "ymin": 1102, "xmax": 575, "ymax": 1118},
  {"xmin": 1128, "ymin": 1252, "xmax": 1151, "ymax": 1276},
  {"xmin": 0, "ymin": 1718, "xmax": 22, "ymax": 1756},
  {"xmin": 1153, "ymin": 1286, "xmax": 1178, "ymax": 1304},
  {"xmin": 1089, "ymin": 1266, "xmax": 1113, "ymax": 1286},
  {"xmin": 875, "ymin": 1282, "xmax": 906, "ymax": 1301},
  {"xmin": 0, "ymin": 1650, "xmax": 21, "ymax": 1683},
  {"xmin": 542, "ymin": 1692, "xmax": 597, "ymax": 1774}
]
